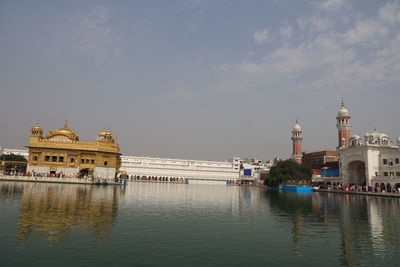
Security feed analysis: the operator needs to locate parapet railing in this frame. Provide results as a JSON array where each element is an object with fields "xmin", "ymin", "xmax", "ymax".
[{"xmin": 0, "ymin": 175, "xmax": 97, "ymax": 183}]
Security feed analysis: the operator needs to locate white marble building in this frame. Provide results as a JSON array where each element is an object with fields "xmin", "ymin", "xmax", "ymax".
[
  {"xmin": 340, "ymin": 130, "xmax": 400, "ymax": 190},
  {"xmin": 120, "ymin": 155, "xmax": 241, "ymax": 184},
  {"xmin": 0, "ymin": 147, "xmax": 29, "ymax": 159}
]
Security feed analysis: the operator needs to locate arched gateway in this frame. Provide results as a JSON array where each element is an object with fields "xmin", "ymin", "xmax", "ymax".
[{"xmin": 346, "ymin": 160, "xmax": 366, "ymax": 185}]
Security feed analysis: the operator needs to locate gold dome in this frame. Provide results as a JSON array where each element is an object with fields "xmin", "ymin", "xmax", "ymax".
[
  {"xmin": 46, "ymin": 121, "xmax": 79, "ymax": 141},
  {"xmin": 98, "ymin": 128, "xmax": 114, "ymax": 143},
  {"xmin": 31, "ymin": 123, "xmax": 43, "ymax": 135}
]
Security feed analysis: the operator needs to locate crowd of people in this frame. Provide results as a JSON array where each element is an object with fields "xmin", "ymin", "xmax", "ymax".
[
  {"xmin": 4, "ymin": 171, "xmax": 94, "ymax": 179},
  {"xmin": 314, "ymin": 182, "xmax": 400, "ymax": 193}
]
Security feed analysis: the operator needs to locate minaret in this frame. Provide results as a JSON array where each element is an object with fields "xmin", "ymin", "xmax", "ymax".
[
  {"xmin": 291, "ymin": 120, "xmax": 303, "ymax": 164},
  {"xmin": 336, "ymin": 99, "xmax": 351, "ymax": 149}
]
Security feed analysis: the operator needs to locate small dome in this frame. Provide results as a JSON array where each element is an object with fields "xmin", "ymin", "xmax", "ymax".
[
  {"xmin": 31, "ymin": 123, "xmax": 43, "ymax": 135},
  {"xmin": 98, "ymin": 128, "xmax": 114, "ymax": 142},
  {"xmin": 351, "ymin": 134, "xmax": 360, "ymax": 139},
  {"xmin": 98, "ymin": 129, "xmax": 110, "ymax": 138},
  {"xmin": 338, "ymin": 106, "xmax": 349, "ymax": 117},
  {"xmin": 337, "ymin": 100, "xmax": 350, "ymax": 117},
  {"xmin": 293, "ymin": 123, "xmax": 302, "ymax": 132},
  {"xmin": 369, "ymin": 129, "xmax": 383, "ymax": 139},
  {"xmin": 381, "ymin": 133, "xmax": 389, "ymax": 138},
  {"xmin": 364, "ymin": 129, "xmax": 392, "ymax": 146}
]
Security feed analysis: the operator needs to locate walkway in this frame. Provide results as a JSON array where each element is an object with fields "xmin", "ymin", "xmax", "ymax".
[
  {"xmin": 315, "ymin": 189, "xmax": 400, "ymax": 198},
  {"xmin": 0, "ymin": 176, "xmax": 126, "ymax": 186}
]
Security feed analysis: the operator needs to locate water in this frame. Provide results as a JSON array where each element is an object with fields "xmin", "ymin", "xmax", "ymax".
[{"xmin": 0, "ymin": 182, "xmax": 399, "ymax": 267}]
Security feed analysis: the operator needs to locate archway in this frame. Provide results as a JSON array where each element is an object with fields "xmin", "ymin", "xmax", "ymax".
[
  {"xmin": 386, "ymin": 183, "xmax": 392, "ymax": 193},
  {"xmin": 347, "ymin": 160, "xmax": 366, "ymax": 185},
  {"xmin": 79, "ymin": 168, "xmax": 89, "ymax": 178},
  {"xmin": 395, "ymin": 183, "xmax": 400, "ymax": 192},
  {"xmin": 380, "ymin": 183, "xmax": 386, "ymax": 192}
]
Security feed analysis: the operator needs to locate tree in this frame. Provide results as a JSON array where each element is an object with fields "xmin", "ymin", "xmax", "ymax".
[
  {"xmin": 265, "ymin": 159, "xmax": 312, "ymax": 187},
  {"xmin": 0, "ymin": 153, "xmax": 27, "ymax": 162}
]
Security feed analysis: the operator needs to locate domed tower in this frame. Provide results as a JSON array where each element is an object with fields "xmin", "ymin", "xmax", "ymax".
[
  {"xmin": 336, "ymin": 100, "xmax": 351, "ymax": 149},
  {"xmin": 97, "ymin": 128, "xmax": 115, "ymax": 143},
  {"xmin": 30, "ymin": 122, "xmax": 43, "ymax": 137},
  {"xmin": 291, "ymin": 120, "xmax": 303, "ymax": 164}
]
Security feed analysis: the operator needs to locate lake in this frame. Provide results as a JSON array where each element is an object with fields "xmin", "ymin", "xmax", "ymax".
[{"xmin": 0, "ymin": 181, "xmax": 399, "ymax": 267}]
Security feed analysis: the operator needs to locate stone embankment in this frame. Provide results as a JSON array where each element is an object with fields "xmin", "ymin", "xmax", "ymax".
[
  {"xmin": 315, "ymin": 189, "xmax": 400, "ymax": 198},
  {"xmin": 0, "ymin": 175, "xmax": 125, "ymax": 186}
]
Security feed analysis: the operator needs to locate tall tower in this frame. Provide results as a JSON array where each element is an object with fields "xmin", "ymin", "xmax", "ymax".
[
  {"xmin": 336, "ymin": 100, "xmax": 351, "ymax": 149},
  {"xmin": 291, "ymin": 120, "xmax": 303, "ymax": 164}
]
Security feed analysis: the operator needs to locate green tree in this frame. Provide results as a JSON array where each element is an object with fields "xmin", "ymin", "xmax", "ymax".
[
  {"xmin": 0, "ymin": 153, "xmax": 27, "ymax": 162},
  {"xmin": 265, "ymin": 159, "xmax": 312, "ymax": 187}
]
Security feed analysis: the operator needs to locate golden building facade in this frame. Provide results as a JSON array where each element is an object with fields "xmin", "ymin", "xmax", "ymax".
[{"xmin": 27, "ymin": 121, "xmax": 120, "ymax": 179}]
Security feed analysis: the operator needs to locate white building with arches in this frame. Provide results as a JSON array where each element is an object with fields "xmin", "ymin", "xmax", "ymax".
[
  {"xmin": 340, "ymin": 130, "xmax": 400, "ymax": 191},
  {"xmin": 120, "ymin": 156, "xmax": 241, "ymax": 184}
]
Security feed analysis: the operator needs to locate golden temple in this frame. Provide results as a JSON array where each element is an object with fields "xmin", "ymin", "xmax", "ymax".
[{"xmin": 27, "ymin": 121, "xmax": 120, "ymax": 178}]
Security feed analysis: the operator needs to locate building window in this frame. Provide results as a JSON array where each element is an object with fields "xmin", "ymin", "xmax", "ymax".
[
  {"xmin": 81, "ymin": 159, "xmax": 85, "ymax": 164},
  {"xmin": 52, "ymin": 156, "xmax": 57, "ymax": 162},
  {"xmin": 33, "ymin": 156, "xmax": 38, "ymax": 161},
  {"xmin": 104, "ymin": 161, "xmax": 108, "ymax": 166},
  {"xmin": 384, "ymin": 172, "xmax": 388, "ymax": 177},
  {"xmin": 86, "ymin": 159, "xmax": 90, "ymax": 164},
  {"xmin": 390, "ymin": 172, "xmax": 394, "ymax": 176},
  {"xmin": 396, "ymin": 158, "xmax": 399, "ymax": 164},
  {"xmin": 45, "ymin": 156, "xmax": 50, "ymax": 161},
  {"xmin": 70, "ymin": 158, "xmax": 75, "ymax": 163},
  {"xmin": 383, "ymin": 159, "xmax": 388, "ymax": 165},
  {"xmin": 389, "ymin": 160, "xmax": 394, "ymax": 166},
  {"xmin": 59, "ymin": 156, "xmax": 64, "ymax": 162},
  {"xmin": 91, "ymin": 159, "xmax": 95, "ymax": 164},
  {"xmin": 396, "ymin": 172, "xmax": 400, "ymax": 177}
]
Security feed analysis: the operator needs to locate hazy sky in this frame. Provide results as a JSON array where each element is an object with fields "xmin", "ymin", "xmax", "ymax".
[{"xmin": 1, "ymin": 0, "xmax": 400, "ymax": 161}]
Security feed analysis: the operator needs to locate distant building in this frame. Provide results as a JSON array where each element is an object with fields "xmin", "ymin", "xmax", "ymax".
[
  {"xmin": 0, "ymin": 148, "xmax": 29, "ymax": 159},
  {"xmin": 302, "ymin": 151, "xmax": 339, "ymax": 170},
  {"xmin": 26, "ymin": 121, "xmax": 120, "ymax": 178},
  {"xmin": 120, "ymin": 156, "xmax": 240, "ymax": 184}
]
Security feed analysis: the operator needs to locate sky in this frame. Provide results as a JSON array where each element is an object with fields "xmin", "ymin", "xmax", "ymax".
[{"xmin": 1, "ymin": 0, "xmax": 400, "ymax": 161}]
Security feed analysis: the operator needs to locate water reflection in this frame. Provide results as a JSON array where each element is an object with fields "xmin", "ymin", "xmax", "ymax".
[
  {"xmin": 124, "ymin": 183, "xmax": 268, "ymax": 216},
  {"xmin": 0, "ymin": 182, "xmax": 125, "ymax": 246},
  {"xmin": 0, "ymin": 182, "xmax": 399, "ymax": 267},
  {"xmin": 267, "ymin": 191, "xmax": 400, "ymax": 266}
]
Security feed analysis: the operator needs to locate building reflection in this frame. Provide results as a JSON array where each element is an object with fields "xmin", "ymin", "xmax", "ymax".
[
  {"xmin": 267, "ymin": 191, "xmax": 314, "ymax": 256},
  {"xmin": 1, "ymin": 182, "xmax": 125, "ymax": 246},
  {"xmin": 267, "ymin": 190, "xmax": 400, "ymax": 267},
  {"xmin": 125, "ymin": 182, "xmax": 268, "ymax": 216}
]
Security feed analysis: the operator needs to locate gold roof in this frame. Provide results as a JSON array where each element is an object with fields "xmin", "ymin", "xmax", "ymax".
[
  {"xmin": 98, "ymin": 128, "xmax": 114, "ymax": 143},
  {"xmin": 45, "ymin": 120, "xmax": 79, "ymax": 141},
  {"xmin": 31, "ymin": 123, "xmax": 43, "ymax": 134}
]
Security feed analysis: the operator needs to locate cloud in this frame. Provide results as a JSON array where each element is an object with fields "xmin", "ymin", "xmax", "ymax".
[
  {"xmin": 318, "ymin": 0, "xmax": 347, "ymax": 11},
  {"xmin": 343, "ymin": 18, "xmax": 388, "ymax": 44},
  {"xmin": 379, "ymin": 0, "xmax": 400, "ymax": 24},
  {"xmin": 215, "ymin": 0, "xmax": 400, "ymax": 96},
  {"xmin": 297, "ymin": 15, "xmax": 333, "ymax": 33},
  {"xmin": 254, "ymin": 29, "xmax": 270, "ymax": 44},
  {"xmin": 279, "ymin": 25, "xmax": 293, "ymax": 40},
  {"xmin": 51, "ymin": 6, "xmax": 119, "ymax": 62}
]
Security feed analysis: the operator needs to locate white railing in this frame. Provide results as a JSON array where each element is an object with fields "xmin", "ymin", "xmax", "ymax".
[{"xmin": 0, "ymin": 175, "xmax": 96, "ymax": 184}]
